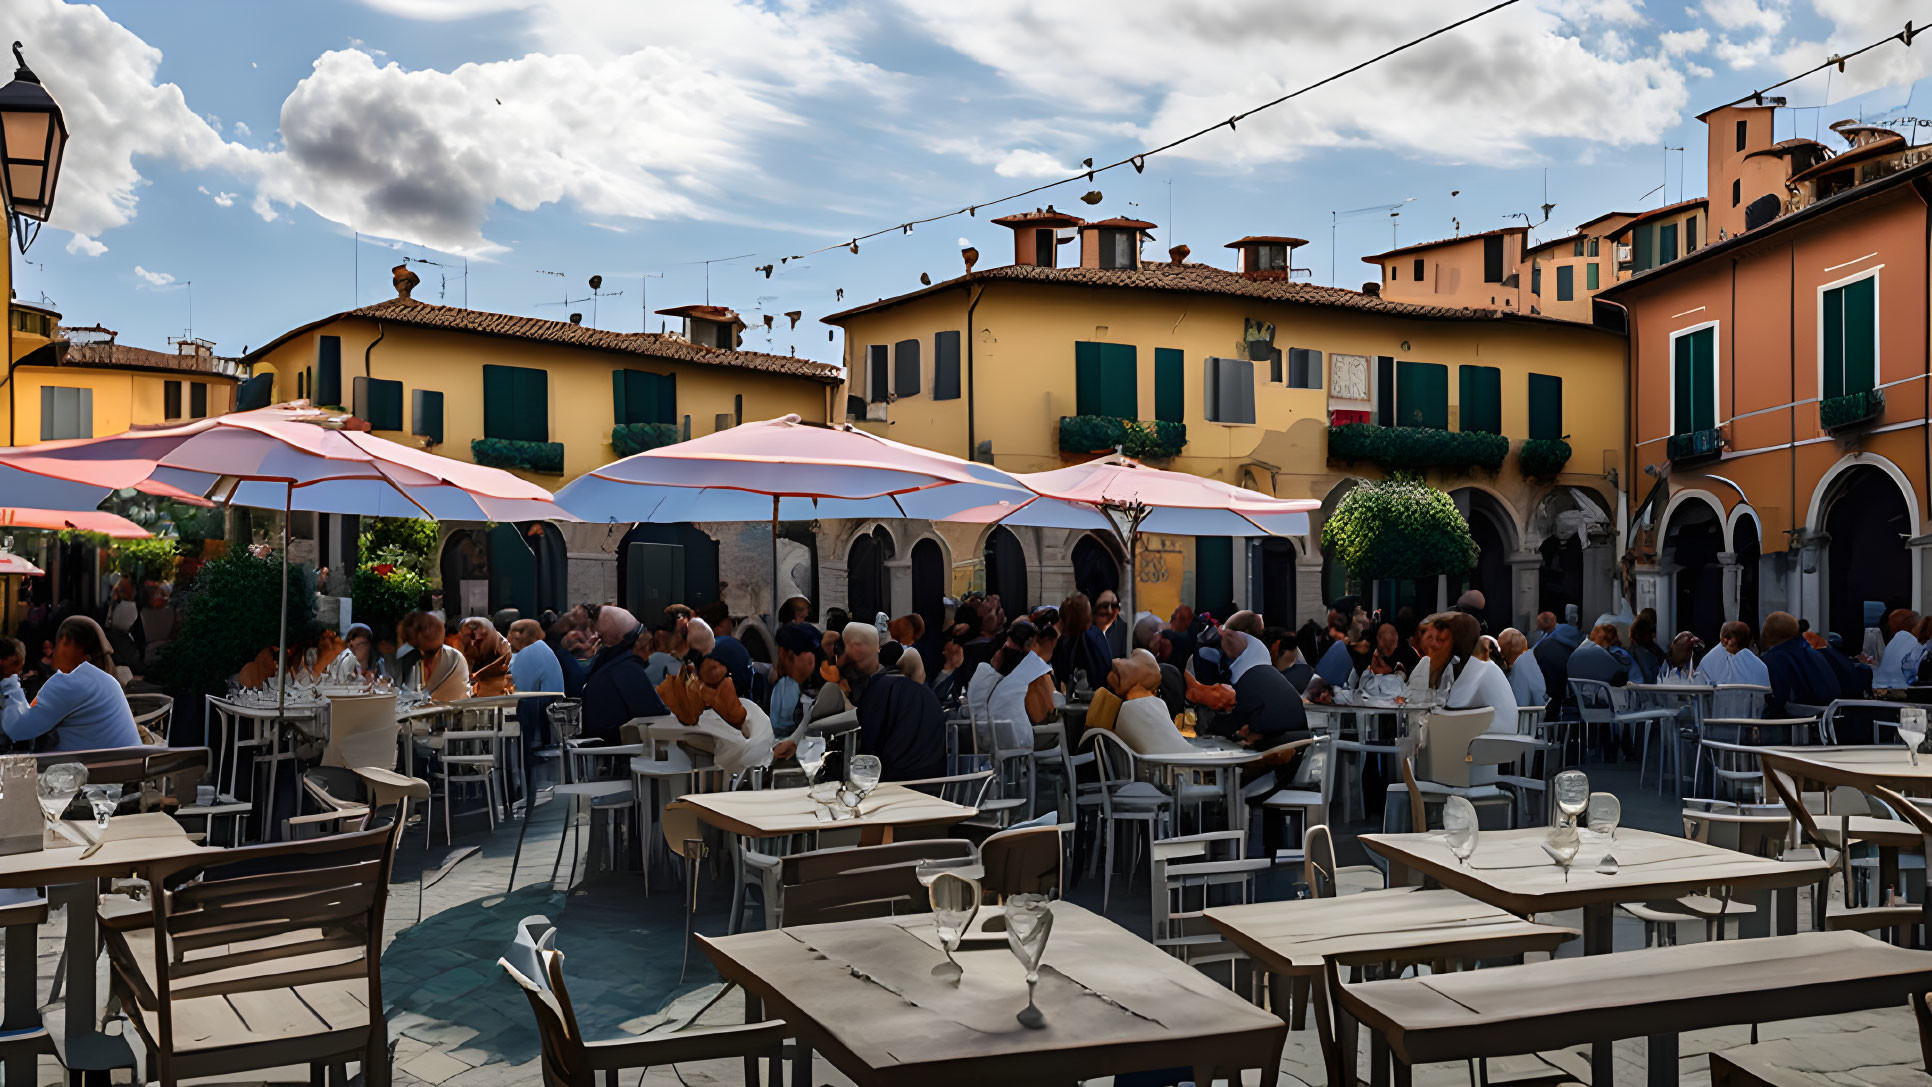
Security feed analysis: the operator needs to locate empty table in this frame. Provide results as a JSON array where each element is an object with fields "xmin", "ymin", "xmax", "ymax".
[{"xmin": 681, "ymin": 782, "xmax": 977, "ymax": 842}]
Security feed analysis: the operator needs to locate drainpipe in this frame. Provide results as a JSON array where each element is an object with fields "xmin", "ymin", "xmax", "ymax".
[
  {"xmin": 964, "ymin": 283, "xmax": 985, "ymax": 462},
  {"xmin": 363, "ymin": 321, "xmax": 385, "ymax": 380}
]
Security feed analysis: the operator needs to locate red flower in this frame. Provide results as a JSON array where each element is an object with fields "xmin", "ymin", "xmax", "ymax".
[{"xmin": 373, "ymin": 563, "xmax": 395, "ymax": 577}]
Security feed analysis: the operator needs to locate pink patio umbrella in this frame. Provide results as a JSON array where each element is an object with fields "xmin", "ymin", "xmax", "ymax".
[
  {"xmin": 0, "ymin": 508, "xmax": 150, "ymax": 539},
  {"xmin": 950, "ymin": 453, "xmax": 1318, "ymax": 617}
]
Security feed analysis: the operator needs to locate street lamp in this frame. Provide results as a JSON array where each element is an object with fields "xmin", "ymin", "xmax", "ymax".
[{"xmin": 0, "ymin": 42, "xmax": 69, "ymax": 251}]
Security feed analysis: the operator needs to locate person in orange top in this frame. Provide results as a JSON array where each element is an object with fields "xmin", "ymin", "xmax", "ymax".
[{"xmin": 458, "ymin": 617, "xmax": 515, "ymax": 696}]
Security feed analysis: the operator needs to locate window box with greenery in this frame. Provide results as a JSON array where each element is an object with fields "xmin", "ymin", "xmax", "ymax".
[
  {"xmin": 1517, "ymin": 438, "xmax": 1572, "ymax": 478},
  {"xmin": 1666, "ymin": 428, "xmax": 1723, "ymax": 464},
  {"xmin": 611, "ymin": 422, "xmax": 681, "ymax": 457},
  {"xmin": 1059, "ymin": 416, "xmax": 1186, "ymax": 459},
  {"xmin": 1326, "ymin": 423, "xmax": 1508, "ymax": 472},
  {"xmin": 471, "ymin": 437, "xmax": 565, "ymax": 474},
  {"xmin": 1820, "ymin": 387, "xmax": 1884, "ymax": 431}
]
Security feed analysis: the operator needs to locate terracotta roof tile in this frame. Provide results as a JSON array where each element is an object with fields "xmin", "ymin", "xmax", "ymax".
[
  {"xmin": 1361, "ymin": 225, "xmax": 1527, "ymax": 263},
  {"xmin": 1080, "ymin": 217, "xmax": 1157, "ymax": 230},
  {"xmin": 821, "ymin": 261, "xmax": 1594, "ymax": 327},
  {"xmin": 61, "ymin": 340, "xmax": 241, "ymax": 378},
  {"xmin": 244, "ymin": 298, "xmax": 843, "ymax": 384}
]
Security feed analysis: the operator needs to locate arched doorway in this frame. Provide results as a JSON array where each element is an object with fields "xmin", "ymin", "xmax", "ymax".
[
  {"xmin": 1664, "ymin": 501, "xmax": 1725, "ymax": 644},
  {"xmin": 1537, "ymin": 535, "xmax": 1581, "ymax": 619},
  {"xmin": 1733, "ymin": 513, "xmax": 1761, "ymax": 633},
  {"xmin": 847, "ymin": 526, "xmax": 894, "ymax": 623},
  {"xmin": 1258, "ymin": 537, "xmax": 1297, "ymax": 627},
  {"xmin": 1453, "ymin": 489, "xmax": 1516, "ymax": 632},
  {"xmin": 983, "ymin": 526, "xmax": 1028, "ymax": 611},
  {"xmin": 1071, "ymin": 534, "xmax": 1121, "ymax": 605},
  {"xmin": 910, "ymin": 538, "xmax": 947, "ymax": 658},
  {"xmin": 1823, "ymin": 466, "xmax": 1912, "ymax": 640},
  {"xmin": 439, "ymin": 529, "xmax": 490, "ymax": 618},
  {"xmin": 617, "ymin": 523, "xmax": 719, "ymax": 619}
]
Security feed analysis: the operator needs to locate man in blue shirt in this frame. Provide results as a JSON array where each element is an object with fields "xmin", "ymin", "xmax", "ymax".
[
  {"xmin": 1, "ymin": 617, "xmax": 140, "ymax": 752},
  {"xmin": 508, "ymin": 619, "xmax": 565, "ymax": 753},
  {"xmin": 1760, "ymin": 611, "xmax": 1841, "ymax": 716}
]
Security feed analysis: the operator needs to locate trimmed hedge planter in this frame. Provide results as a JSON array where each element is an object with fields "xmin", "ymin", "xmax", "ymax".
[
  {"xmin": 472, "ymin": 437, "xmax": 565, "ymax": 474},
  {"xmin": 611, "ymin": 422, "xmax": 680, "ymax": 458},
  {"xmin": 1059, "ymin": 416, "xmax": 1187, "ymax": 459},
  {"xmin": 1327, "ymin": 423, "xmax": 1508, "ymax": 472},
  {"xmin": 1820, "ymin": 388, "xmax": 1884, "ymax": 431},
  {"xmin": 1517, "ymin": 437, "xmax": 1573, "ymax": 479}
]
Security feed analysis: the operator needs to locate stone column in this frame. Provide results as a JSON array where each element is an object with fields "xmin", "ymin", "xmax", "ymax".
[
  {"xmin": 1581, "ymin": 529, "xmax": 1616, "ymax": 623},
  {"xmin": 1632, "ymin": 564, "xmax": 1663, "ymax": 628},
  {"xmin": 1717, "ymin": 550, "xmax": 1741, "ymax": 623},
  {"xmin": 884, "ymin": 556, "xmax": 913, "ymax": 619},
  {"xmin": 1912, "ymin": 535, "xmax": 1932, "ymax": 619},
  {"xmin": 1508, "ymin": 551, "xmax": 1542, "ymax": 631},
  {"xmin": 1796, "ymin": 531, "xmax": 1828, "ymax": 631},
  {"xmin": 1296, "ymin": 553, "xmax": 1326, "ymax": 627}
]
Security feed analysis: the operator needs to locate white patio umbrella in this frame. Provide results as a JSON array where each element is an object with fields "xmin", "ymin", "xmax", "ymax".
[
  {"xmin": 949, "ymin": 454, "xmax": 1319, "ymax": 618},
  {"xmin": 556, "ymin": 414, "xmax": 1036, "ymax": 622}
]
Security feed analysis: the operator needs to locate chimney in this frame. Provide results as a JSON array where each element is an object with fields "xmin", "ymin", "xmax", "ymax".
[
  {"xmin": 1168, "ymin": 244, "xmax": 1190, "ymax": 264},
  {"xmin": 1362, "ymin": 282, "xmax": 1381, "ymax": 297},
  {"xmin": 991, "ymin": 206, "xmax": 1084, "ymax": 268},
  {"xmin": 568, "ymin": 312, "xmax": 582, "ymax": 325},
  {"xmin": 392, "ymin": 264, "xmax": 420, "ymax": 301},
  {"xmin": 1079, "ymin": 217, "xmax": 1156, "ymax": 270},
  {"xmin": 962, "ymin": 246, "xmax": 980, "ymax": 273},
  {"xmin": 1226, "ymin": 236, "xmax": 1306, "ymax": 280}
]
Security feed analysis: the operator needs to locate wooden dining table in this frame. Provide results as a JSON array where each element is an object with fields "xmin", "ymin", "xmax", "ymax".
[
  {"xmin": 701, "ymin": 901, "xmax": 1286, "ymax": 1087},
  {"xmin": 1763, "ymin": 743, "xmax": 1932, "ymax": 791},
  {"xmin": 0, "ymin": 813, "xmax": 211, "ymax": 1080},
  {"xmin": 1362, "ymin": 825, "xmax": 1831, "ymax": 1085},
  {"xmin": 680, "ymin": 782, "xmax": 976, "ymax": 842}
]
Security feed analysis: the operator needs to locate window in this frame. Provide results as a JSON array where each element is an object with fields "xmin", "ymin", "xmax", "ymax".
[
  {"xmin": 1528, "ymin": 374, "xmax": 1563, "ymax": 439},
  {"xmin": 236, "ymin": 373, "xmax": 273, "ymax": 411},
  {"xmin": 1074, "ymin": 341, "xmax": 1137, "ymax": 418},
  {"xmin": 1412, "ymin": 257, "xmax": 1424, "ymax": 281},
  {"xmin": 1375, "ymin": 356, "xmax": 1396, "ymax": 426},
  {"xmin": 1531, "ymin": 263, "xmax": 1542, "ymax": 297},
  {"xmin": 1586, "ymin": 263, "xmax": 1600, "ymax": 291},
  {"xmin": 1556, "ymin": 265, "xmax": 1575, "ymax": 302},
  {"xmin": 1685, "ymin": 216, "xmax": 1697, "ymax": 252},
  {"xmin": 163, "ymin": 381, "xmax": 182, "ymax": 420},
  {"xmin": 1034, "ymin": 230, "xmax": 1056, "ymax": 268},
  {"xmin": 1286, "ymin": 348, "xmax": 1322, "ymax": 390},
  {"xmin": 1098, "ymin": 229, "xmax": 1136, "ymax": 269},
  {"xmin": 1732, "ymin": 178, "xmax": 1741, "ymax": 207},
  {"xmin": 933, "ymin": 331, "xmax": 962, "ymax": 400},
  {"xmin": 297, "ymin": 369, "xmax": 307, "ymax": 401},
  {"xmin": 866, "ymin": 345, "xmax": 888, "ymax": 402},
  {"xmin": 1395, "ymin": 361, "xmax": 1449, "ymax": 429},
  {"xmin": 1735, "ymin": 118, "xmax": 1748, "ymax": 152},
  {"xmin": 1821, "ymin": 271, "xmax": 1878, "ymax": 400},
  {"xmin": 614, "ymin": 369, "xmax": 677, "ymax": 424},
  {"xmin": 1482, "ymin": 235, "xmax": 1505, "ymax": 283},
  {"xmin": 1658, "ymin": 222, "xmax": 1679, "ymax": 264},
  {"xmin": 482, "ymin": 364, "xmax": 549, "ymax": 442},
  {"xmin": 1154, "ymin": 348, "xmax": 1184, "ymax": 422},
  {"xmin": 1458, "ymin": 365, "xmax": 1501, "ymax": 433},
  {"xmin": 412, "ymin": 390, "xmax": 445, "ymax": 444},
  {"xmin": 893, "ymin": 338, "xmax": 920, "ymax": 398},
  {"xmin": 1389, "ymin": 262, "xmax": 1399, "ymax": 281},
  {"xmin": 1572, "ymin": 239, "xmax": 1585, "ymax": 257},
  {"xmin": 190, "ymin": 382, "xmax": 208, "ymax": 419},
  {"xmin": 353, "ymin": 376, "xmax": 403, "ymax": 430},
  {"xmin": 1631, "ymin": 224, "xmax": 1655, "ymax": 271},
  {"xmin": 313, "ymin": 335, "xmax": 342, "ymax": 407},
  {"xmin": 734, "ymin": 394, "xmax": 743, "ymax": 426},
  {"xmin": 1255, "ymin": 245, "xmax": 1288, "ymax": 270},
  {"xmin": 1588, "ymin": 238, "xmax": 1600, "ymax": 257},
  {"xmin": 1203, "ymin": 357, "xmax": 1256, "ymax": 424},
  {"xmin": 1671, "ymin": 325, "xmax": 1718, "ymax": 434},
  {"xmin": 40, "ymin": 386, "xmax": 92, "ymax": 440}
]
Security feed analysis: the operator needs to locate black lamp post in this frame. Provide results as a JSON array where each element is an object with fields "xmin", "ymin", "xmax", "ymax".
[{"xmin": 0, "ymin": 42, "xmax": 69, "ymax": 251}]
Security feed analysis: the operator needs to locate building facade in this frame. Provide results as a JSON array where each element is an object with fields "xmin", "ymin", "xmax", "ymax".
[
  {"xmin": 1364, "ymin": 227, "xmax": 1530, "ymax": 312},
  {"xmin": 823, "ymin": 217, "xmax": 1629, "ymax": 634},
  {"xmin": 1604, "ymin": 104, "xmax": 1932, "ymax": 644}
]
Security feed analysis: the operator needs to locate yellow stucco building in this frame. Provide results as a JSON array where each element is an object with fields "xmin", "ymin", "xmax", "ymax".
[{"xmin": 822, "ymin": 217, "xmax": 1630, "ymax": 631}]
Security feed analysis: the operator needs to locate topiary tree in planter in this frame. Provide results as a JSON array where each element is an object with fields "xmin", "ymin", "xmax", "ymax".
[
  {"xmin": 1321, "ymin": 476, "xmax": 1478, "ymax": 582},
  {"xmin": 151, "ymin": 551, "xmax": 320, "ymax": 743}
]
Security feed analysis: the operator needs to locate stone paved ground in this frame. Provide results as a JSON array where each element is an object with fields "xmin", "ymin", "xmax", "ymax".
[{"xmin": 22, "ymin": 761, "xmax": 1932, "ymax": 1085}]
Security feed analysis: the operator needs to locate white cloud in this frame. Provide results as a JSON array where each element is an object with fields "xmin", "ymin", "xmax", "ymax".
[
  {"xmin": 994, "ymin": 149, "xmax": 1071, "ymax": 179},
  {"xmin": 233, "ymin": 120, "xmax": 251, "ymax": 138},
  {"xmin": 64, "ymin": 233, "xmax": 106, "ymax": 256},
  {"xmin": 1660, "ymin": 27, "xmax": 1711, "ymax": 53},
  {"xmin": 1712, "ymin": 33, "xmax": 1776, "ymax": 67},
  {"xmin": 1702, "ymin": 0, "xmax": 1786, "ymax": 34},
  {"xmin": 133, "ymin": 265, "xmax": 175, "ymax": 287},
  {"xmin": 1768, "ymin": 1, "xmax": 1931, "ymax": 98},
  {"xmin": 353, "ymin": 0, "xmax": 537, "ymax": 19},
  {"xmin": 890, "ymin": 0, "xmax": 1695, "ymax": 167}
]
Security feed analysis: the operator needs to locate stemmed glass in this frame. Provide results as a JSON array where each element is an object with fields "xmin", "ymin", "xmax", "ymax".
[
  {"xmin": 1586, "ymin": 792, "xmax": 1621, "ymax": 840},
  {"xmin": 1543, "ymin": 822, "xmax": 1580, "ymax": 881},
  {"xmin": 1441, "ymin": 795, "xmax": 1479, "ymax": 865},
  {"xmin": 924, "ymin": 870, "xmax": 982, "ymax": 981},
  {"xmin": 82, "ymin": 784, "xmax": 121, "ymax": 831},
  {"xmin": 796, "ymin": 734, "xmax": 828, "ymax": 799},
  {"xmin": 37, "ymin": 763, "xmax": 86, "ymax": 825},
  {"xmin": 844, "ymin": 755, "xmax": 882, "ymax": 816},
  {"xmin": 1005, "ymin": 894, "xmax": 1053, "ymax": 1029},
  {"xmin": 1554, "ymin": 770, "xmax": 1590, "ymax": 827},
  {"xmin": 1900, "ymin": 708, "xmax": 1927, "ymax": 766}
]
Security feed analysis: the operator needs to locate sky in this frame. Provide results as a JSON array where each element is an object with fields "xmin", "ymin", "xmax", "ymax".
[{"xmin": 4, "ymin": 0, "xmax": 1932, "ymax": 367}]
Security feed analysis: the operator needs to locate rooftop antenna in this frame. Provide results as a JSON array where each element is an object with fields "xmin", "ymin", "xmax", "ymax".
[
  {"xmin": 407, "ymin": 254, "xmax": 468, "ymax": 307},
  {"xmin": 639, "ymin": 272, "xmax": 664, "ymax": 333},
  {"xmin": 587, "ymin": 275, "xmax": 624, "ymax": 328},
  {"xmin": 536, "ymin": 269, "xmax": 565, "ymax": 309},
  {"xmin": 1663, "ymin": 146, "xmax": 1684, "ymax": 204},
  {"xmin": 1330, "ymin": 197, "xmax": 1414, "ymax": 284}
]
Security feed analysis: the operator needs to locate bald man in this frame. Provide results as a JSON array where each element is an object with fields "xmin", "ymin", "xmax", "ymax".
[
  {"xmin": 839, "ymin": 622, "xmax": 945, "ymax": 781},
  {"xmin": 580, "ymin": 607, "xmax": 668, "ymax": 742},
  {"xmin": 586, "ymin": 605, "xmax": 644, "ymax": 681},
  {"xmin": 1110, "ymin": 650, "xmax": 1193, "ymax": 755}
]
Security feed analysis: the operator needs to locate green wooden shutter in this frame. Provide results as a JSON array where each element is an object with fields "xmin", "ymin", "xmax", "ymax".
[
  {"xmin": 1154, "ymin": 348, "xmax": 1183, "ymax": 423},
  {"xmin": 1675, "ymin": 328, "xmax": 1715, "ymax": 432},
  {"xmin": 1842, "ymin": 276, "xmax": 1876, "ymax": 395},
  {"xmin": 1075, "ymin": 341, "xmax": 1104, "ymax": 416},
  {"xmin": 1194, "ymin": 537, "xmax": 1233, "ymax": 613},
  {"xmin": 657, "ymin": 372, "xmax": 677, "ymax": 424},
  {"xmin": 1822, "ymin": 286, "xmax": 1845, "ymax": 400},
  {"xmin": 1556, "ymin": 265, "xmax": 1574, "ymax": 302},
  {"xmin": 483, "ymin": 365, "xmax": 514, "ymax": 439},
  {"xmin": 1458, "ymin": 365, "xmax": 1500, "ymax": 433},
  {"xmin": 1586, "ymin": 263, "xmax": 1599, "ymax": 290},
  {"xmin": 612, "ymin": 371, "xmax": 632, "ymax": 424},
  {"xmin": 412, "ymin": 389, "xmax": 444, "ymax": 444},
  {"xmin": 1527, "ymin": 374, "xmax": 1563, "ymax": 440},
  {"xmin": 933, "ymin": 331, "xmax": 961, "ymax": 400},
  {"xmin": 1103, "ymin": 343, "xmax": 1138, "ymax": 418},
  {"xmin": 1632, "ymin": 225, "xmax": 1654, "ymax": 272},
  {"xmin": 485, "ymin": 364, "xmax": 548, "ymax": 441},
  {"xmin": 522, "ymin": 367, "xmax": 549, "ymax": 441},
  {"xmin": 314, "ymin": 336, "xmax": 343, "ymax": 407},
  {"xmin": 1397, "ymin": 361, "xmax": 1448, "ymax": 429}
]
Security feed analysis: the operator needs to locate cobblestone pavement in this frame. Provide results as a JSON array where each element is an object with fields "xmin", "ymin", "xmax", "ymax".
[{"xmin": 21, "ymin": 763, "xmax": 1932, "ymax": 1085}]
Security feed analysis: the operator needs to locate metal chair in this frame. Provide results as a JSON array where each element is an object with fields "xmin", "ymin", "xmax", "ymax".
[
  {"xmin": 1569, "ymin": 677, "xmax": 1675, "ymax": 791},
  {"xmin": 1078, "ymin": 728, "xmax": 1173, "ymax": 914}
]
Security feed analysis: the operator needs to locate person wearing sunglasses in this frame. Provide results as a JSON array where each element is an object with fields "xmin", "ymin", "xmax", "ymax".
[{"xmin": 1094, "ymin": 589, "xmax": 1128, "ymax": 660}]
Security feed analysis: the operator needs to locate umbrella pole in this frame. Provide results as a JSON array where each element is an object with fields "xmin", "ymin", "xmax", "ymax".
[
  {"xmin": 769, "ymin": 495, "xmax": 780, "ymax": 631},
  {"xmin": 273, "ymin": 484, "xmax": 290, "ymax": 841}
]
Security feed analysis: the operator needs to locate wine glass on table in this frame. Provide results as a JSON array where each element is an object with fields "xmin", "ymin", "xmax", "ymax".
[
  {"xmin": 1543, "ymin": 822, "xmax": 1580, "ymax": 882},
  {"xmin": 924, "ymin": 870, "xmax": 982, "ymax": 981},
  {"xmin": 37, "ymin": 762, "xmax": 87, "ymax": 837},
  {"xmin": 1005, "ymin": 894, "xmax": 1054, "ymax": 1028},
  {"xmin": 1586, "ymin": 792, "xmax": 1621, "ymax": 841},
  {"xmin": 1553, "ymin": 769, "xmax": 1590, "ymax": 827},
  {"xmin": 1441, "ymin": 795, "xmax": 1479, "ymax": 865},
  {"xmin": 1900, "ymin": 707, "xmax": 1927, "ymax": 766},
  {"xmin": 844, "ymin": 755, "xmax": 882, "ymax": 816},
  {"xmin": 796, "ymin": 734, "xmax": 828, "ymax": 798}
]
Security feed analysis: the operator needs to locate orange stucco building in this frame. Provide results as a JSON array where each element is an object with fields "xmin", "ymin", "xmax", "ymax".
[
  {"xmin": 1603, "ymin": 107, "xmax": 1932, "ymax": 643},
  {"xmin": 1363, "ymin": 227, "xmax": 1529, "ymax": 312}
]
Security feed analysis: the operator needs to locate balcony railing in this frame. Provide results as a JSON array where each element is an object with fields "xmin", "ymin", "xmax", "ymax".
[
  {"xmin": 1326, "ymin": 423, "xmax": 1509, "ymax": 472},
  {"xmin": 1820, "ymin": 387, "xmax": 1885, "ymax": 432},
  {"xmin": 1059, "ymin": 416, "xmax": 1186, "ymax": 459},
  {"xmin": 1666, "ymin": 428, "xmax": 1723, "ymax": 464}
]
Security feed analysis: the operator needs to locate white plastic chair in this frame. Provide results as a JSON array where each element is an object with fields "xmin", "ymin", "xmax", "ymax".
[
  {"xmin": 1570, "ymin": 678, "xmax": 1676, "ymax": 791},
  {"xmin": 1079, "ymin": 728, "xmax": 1172, "ymax": 914}
]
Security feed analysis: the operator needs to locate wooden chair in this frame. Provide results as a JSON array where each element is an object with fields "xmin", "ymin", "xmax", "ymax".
[
  {"xmin": 1621, "ymin": 806, "xmax": 1774, "ymax": 945},
  {"xmin": 101, "ymin": 813, "xmax": 403, "ymax": 1087},
  {"xmin": 776, "ymin": 839, "xmax": 977, "ymax": 927},
  {"xmin": 1303, "ymin": 823, "xmax": 1385, "ymax": 899},
  {"xmin": 1760, "ymin": 751, "xmax": 1926, "ymax": 939},
  {"xmin": 126, "ymin": 693, "xmax": 173, "ymax": 743},
  {"xmin": 501, "ymin": 922, "xmax": 786, "ymax": 1087}
]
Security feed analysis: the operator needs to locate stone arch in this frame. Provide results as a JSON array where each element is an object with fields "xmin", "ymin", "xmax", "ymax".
[
  {"xmin": 1526, "ymin": 486, "xmax": 1613, "ymax": 621},
  {"xmin": 846, "ymin": 524, "xmax": 897, "ymax": 624},
  {"xmin": 1451, "ymin": 486, "xmax": 1522, "ymax": 633},
  {"xmin": 1813, "ymin": 457, "xmax": 1918, "ymax": 639},
  {"xmin": 1806, "ymin": 452, "xmax": 1922, "ymax": 536},
  {"xmin": 1070, "ymin": 532, "xmax": 1124, "ymax": 604},
  {"xmin": 1658, "ymin": 491, "xmax": 1727, "ymax": 644},
  {"xmin": 1656, "ymin": 489, "xmax": 1728, "ymax": 547}
]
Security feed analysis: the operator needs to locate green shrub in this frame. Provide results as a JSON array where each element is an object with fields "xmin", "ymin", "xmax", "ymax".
[
  {"xmin": 351, "ymin": 562, "xmax": 433, "ymax": 642},
  {"xmin": 612, "ymin": 422, "xmax": 681, "ymax": 458},
  {"xmin": 1326, "ymin": 424, "xmax": 1508, "ymax": 472},
  {"xmin": 1058, "ymin": 416, "xmax": 1187, "ymax": 459},
  {"xmin": 110, "ymin": 537, "xmax": 182, "ymax": 583},
  {"xmin": 1516, "ymin": 438, "xmax": 1573, "ymax": 479},
  {"xmin": 472, "ymin": 437, "xmax": 565, "ymax": 474},
  {"xmin": 152, "ymin": 550, "xmax": 319, "ymax": 697},
  {"xmin": 1321, "ymin": 477, "xmax": 1478, "ymax": 581}
]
